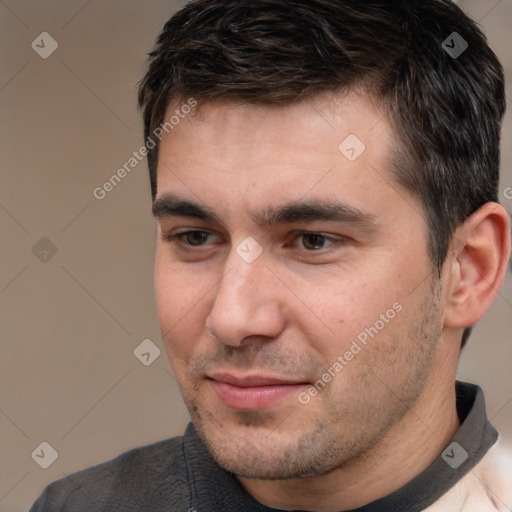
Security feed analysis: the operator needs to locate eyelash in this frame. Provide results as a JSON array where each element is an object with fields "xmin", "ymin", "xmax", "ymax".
[{"xmin": 162, "ymin": 230, "xmax": 344, "ymax": 252}]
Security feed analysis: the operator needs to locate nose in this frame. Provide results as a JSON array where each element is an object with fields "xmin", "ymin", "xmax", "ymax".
[{"xmin": 205, "ymin": 249, "xmax": 285, "ymax": 348}]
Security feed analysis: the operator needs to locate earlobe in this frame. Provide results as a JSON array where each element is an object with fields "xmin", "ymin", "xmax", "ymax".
[{"xmin": 444, "ymin": 202, "xmax": 511, "ymax": 329}]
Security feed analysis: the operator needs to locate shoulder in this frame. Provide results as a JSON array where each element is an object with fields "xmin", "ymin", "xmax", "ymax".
[
  {"xmin": 425, "ymin": 437, "xmax": 512, "ymax": 512},
  {"xmin": 30, "ymin": 435, "xmax": 190, "ymax": 512},
  {"xmin": 476, "ymin": 438, "xmax": 512, "ymax": 506}
]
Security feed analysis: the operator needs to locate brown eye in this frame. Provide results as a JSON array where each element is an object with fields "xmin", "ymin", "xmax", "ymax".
[
  {"xmin": 184, "ymin": 231, "xmax": 210, "ymax": 246},
  {"xmin": 164, "ymin": 230, "xmax": 216, "ymax": 247},
  {"xmin": 293, "ymin": 232, "xmax": 337, "ymax": 251},
  {"xmin": 301, "ymin": 234, "xmax": 328, "ymax": 250}
]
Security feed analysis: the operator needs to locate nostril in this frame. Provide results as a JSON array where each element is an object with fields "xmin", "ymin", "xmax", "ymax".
[{"xmin": 209, "ymin": 331, "xmax": 224, "ymax": 344}]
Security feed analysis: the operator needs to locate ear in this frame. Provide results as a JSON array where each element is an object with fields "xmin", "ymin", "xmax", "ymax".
[{"xmin": 443, "ymin": 202, "xmax": 511, "ymax": 329}]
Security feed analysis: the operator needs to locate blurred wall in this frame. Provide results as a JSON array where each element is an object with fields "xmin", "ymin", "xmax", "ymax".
[{"xmin": 1, "ymin": 1, "xmax": 511, "ymax": 510}]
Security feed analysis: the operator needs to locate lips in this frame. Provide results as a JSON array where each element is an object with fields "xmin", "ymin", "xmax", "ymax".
[{"xmin": 207, "ymin": 372, "xmax": 308, "ymax": 411}]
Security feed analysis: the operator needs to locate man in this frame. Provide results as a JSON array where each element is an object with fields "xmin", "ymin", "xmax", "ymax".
[{"xmin": 30, "ymin": 0, "xmax": 511, "ymax": 510}]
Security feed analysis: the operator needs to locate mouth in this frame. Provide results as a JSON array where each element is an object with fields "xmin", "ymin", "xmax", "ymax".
[{"xmin": 207, "ymin": 372, "xmax": 309, "ymax": 411}]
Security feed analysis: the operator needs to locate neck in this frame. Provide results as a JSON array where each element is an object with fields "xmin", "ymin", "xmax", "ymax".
[{"xmin": 239, "ymin": 364, "xmax": 461, "ymax": 511}]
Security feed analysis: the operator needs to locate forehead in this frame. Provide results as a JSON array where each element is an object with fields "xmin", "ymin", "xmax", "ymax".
[
  {"xmin": 153, "ymin": 91, "xmax": 420, "ymax": 229},
  {"xmin": 162, "ymin": 90, "xmax": 389, "ymax": 156}
]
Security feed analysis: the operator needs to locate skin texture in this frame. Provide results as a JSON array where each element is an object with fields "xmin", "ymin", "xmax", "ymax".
[{"xmin": 153, "ymin": 90, "xmax": 510, "ymax": 511}]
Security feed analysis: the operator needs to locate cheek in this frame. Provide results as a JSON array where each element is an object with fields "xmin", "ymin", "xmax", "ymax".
[
  {"xmin": 303, "ymin": 274, "xmax": 407, "ymax": 357},
  {"xmin": 155, "ymin": 251, "xmax": 201, "ymax": 319},
  {"xmin": 306, "ymin": 272, "xmax": 373, "ymax": 323},
  {"xmin": 154, "ymin": 262, "xmax": 226, "ymax": 382},
  {"xmin": 154, "ymin": 260, "xmax": 205, "ymax": 352}
]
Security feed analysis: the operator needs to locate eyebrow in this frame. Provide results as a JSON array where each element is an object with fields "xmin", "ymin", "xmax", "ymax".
[{"xmin": 152, "ymin": 193, "xmax": 378, "ymax": 230}]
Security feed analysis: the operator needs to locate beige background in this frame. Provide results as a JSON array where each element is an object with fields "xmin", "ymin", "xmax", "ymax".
[{"xmin": 1, "ymin": 1, "xmax": 511, "ymax": 511}]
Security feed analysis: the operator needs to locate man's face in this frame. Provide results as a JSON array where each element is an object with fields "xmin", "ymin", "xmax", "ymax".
[{"xmin": 153, "ymin": 91, "xmax": 445, "ymax": 479}]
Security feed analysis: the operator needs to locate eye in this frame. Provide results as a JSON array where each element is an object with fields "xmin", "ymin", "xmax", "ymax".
[
  {"xmin": 163, "ymin": 230, "xmax": 217, "ymax": 247},
  {"xmin": 291, "ymin": 232, "xmax": 340, "ymax": 251},
  {"xmin": 163, "ymin": 229, "xmax": 345, "ymax": 253}
]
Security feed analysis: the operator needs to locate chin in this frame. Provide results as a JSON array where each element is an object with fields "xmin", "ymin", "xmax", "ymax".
[{"xmin": 189, "ymin": 402, "xmax": 357, "ymax": 480}]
